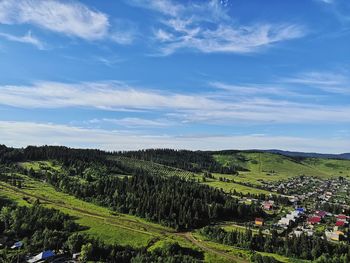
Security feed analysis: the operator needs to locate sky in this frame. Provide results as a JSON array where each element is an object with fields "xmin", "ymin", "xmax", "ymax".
[{"xmin": 0, "ymin": 0, "xmax": 349, "ymax": 153}]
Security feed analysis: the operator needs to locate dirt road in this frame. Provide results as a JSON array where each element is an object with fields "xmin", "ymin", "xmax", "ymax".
[{"xmin": 0, "ymin": 181, "xmax": 249, "ymax": 262}]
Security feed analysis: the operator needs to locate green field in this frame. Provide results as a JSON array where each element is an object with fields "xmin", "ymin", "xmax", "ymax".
[
  {"xmin": 203, "ymin": 175, "xmax": 270, "ymax": 195},
  {"xmin": 193, "ymin": 232, "xmax": 309, "ymax": 263},
  {"xmin": 111, "ymin": 157, "xmax": 270, "ymax": 195},
  {"xmin": 4, "ymin": 152, "xmax": 349, "ymax": 262},
  {"xmin": 0, "ymin": 173, "xmax": 171, "ymax": 247},
  {"xmin": 24, "ymin": 152, "xmax": 350, "ymax": 198},
  {"xmin": 0, "ymin": 171, "xmax": 252, "ymax": 262},
  {"xmin": 214, "ymin": 152, "xmax": 350, "ymax": 186}
]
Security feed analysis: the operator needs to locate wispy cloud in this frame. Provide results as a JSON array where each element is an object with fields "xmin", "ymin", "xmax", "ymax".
[
  {"xmin": 131, "ymin": 0, "xmax": 305, "ymax": 55},
  {"xmin": 128, "ymin": 0, "xmax": 184, "ymax": 17},
  {"xmin": 90, "ymin": 117, "xmax": 175, "ymax": 128},
  {"xmin": 0, "ymin": 81, "xmax": 217, "ymax": 110},
  {"xmin": 0, "ymin": 31, "xmax": 45, "ymax": 50},
  {"xmin": 316, "ymin": 0, "xmax": 335, "ymax": 4},
  {"xmin": 210, "ymin": 81, "xmax": 300, "ymax": 97},
  {"xmin": 0, "ymin": 121, "xmax": 349, "ymax": 153},
  {"xmin": 282, "ymin": 71, "xmax": 350, "ymax": 94},
  {"xmin": 156, "ymin": 22, "xmax": 304, "ymax": 55},
  {"xmin": 0, "ymin": 81, "xmax": 349, "ymax": 124},
  {"xmin": 0, "ymin": 0, "xmax": 134, "ymax": 44},
  {"xmin": 315, "ymin": 0, "xmax": 350, "ymax": 23}
]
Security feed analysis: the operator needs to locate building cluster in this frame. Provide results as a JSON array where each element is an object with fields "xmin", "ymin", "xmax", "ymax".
[{"xmin": 253, "ymin": 177, "xmax": 350, "ymax": 243}]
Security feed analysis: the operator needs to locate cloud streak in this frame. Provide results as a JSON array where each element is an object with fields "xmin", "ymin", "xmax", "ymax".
[
  {"xmin": 132, "ymin": 0, "xmax": 305, "ymax": 55},
  {"xmin": 0, "ymin": 0, "xmax": 134, "ymax": 44},
  {"xmin": 0, "ymin": 81, "xmax": 349, "ymax": 124},
  {"xmin": 0, "ymin": 31, "xmax": 45, "ymax": 49},
  {"xmin": 89, "ymin": 117, "xmax": 175, "ymax": 128},
  {"xmin": 0, "ymin": 121, "xmax": 349, "ymax": 153},
  {"xmin": 282, "ymin": 71, "xmax": 350, "ymax": 94}
]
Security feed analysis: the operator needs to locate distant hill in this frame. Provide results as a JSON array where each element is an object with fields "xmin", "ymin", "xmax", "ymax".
[{"xmin": 259, "ymin": 149, "xmax": 350, "ymax": 160}]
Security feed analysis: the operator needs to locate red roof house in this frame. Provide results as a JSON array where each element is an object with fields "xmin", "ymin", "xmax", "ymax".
[
  {"xmin": 337, "ymin": 214, "xmax": 347, "ymax": 220},
  {"xmin": 308, "ymin": 216, "xmax": 321, "ymax": 224},
  {"xmin": 335, "ymin": 221, "xmax": 346, "ymax": 227},
  {"xmin": 263, "ymin": 203, "xmax": 273, "ymax": 210}
]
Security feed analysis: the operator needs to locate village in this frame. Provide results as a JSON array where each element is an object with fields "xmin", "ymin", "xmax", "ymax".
[
  {"xmin": 0, "ymin": 239, "xmax": 80, "ymax": 263},
  {"xmin": 252, "ymin": 176, "xmax": 350, "ymax": 243}
]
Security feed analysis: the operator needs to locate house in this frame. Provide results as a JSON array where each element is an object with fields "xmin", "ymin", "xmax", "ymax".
[
  {"xmin": 296, "ymin": 207, "xmax": 305, "ymax": 213},
  {"xmin": 72, "ymin": 252, "xmax": 81, "ymax": 260},
  {"xmin": 255, "ymin": 218, "xmax": 264, "ymax": 226},
  {"xmin": 308, "ymin": 216, "xmax": 321, "ymax": 225},
  {"xmin": 335, "ymin": 220, "xmax": 348, "ymax": 227},
  {"xmin": 262, "ymin": 201, "xmax": 273, "ymax": 210},
  {"xmin": 286, "ymin": 214, "xmax": 296, "ymax": 220},
  {"xmin": 27, "ymin": 250, "xmax": 55, "ymax": 263},
  {"xmin": 278, "ymin": 217, "xmax": 293, "ymax": 227},
  {"xmin": 330, "ymin": 231, "xmax": 344, "ymax": 241},
  {"xmin": 315, "ymin": 210, "xmax": 327, "ymax": 218},
  {"xmin": 290, "ymin": 211, "xmax": 301, "ymax": 218},
  {"xmin": 291, "ymin": 229, "xmax": 303, "ymax": 237},
  {"xmin": 304, "ymin": 229, "xmax": 314, "ymax": 237},
  {"xmin": 336, "ymin": 214, "xmax": 347, "ymax": 221},
  {"xmin": 11, "ymin": 241, "xmax": 23, "ymax": 249}
]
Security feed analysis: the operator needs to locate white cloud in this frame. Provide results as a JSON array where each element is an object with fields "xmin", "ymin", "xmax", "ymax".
[
  {"xmin": 0, "ymin": 0, "xmax": 133, "ymax": 44},
  {"xmin": 154, "ymin": 29, "xmax": 174, "ymax": 42},
  {"xmin": 0, "ymin": 81, "xmax": 350, "ymax": 124},
  {"xmin": 0, "ymin": 31, "xmax": 45, "ymax": 49},
  {"xmin": 210, "ymin": 81, "xmax": 296, "ymax": 97},
  {"xmin": 0, "ymin": 0, "xmax": 108, "ymax": 40},
  {"xmin": 157, "ymin": 22, "xmax": 304, "ymax": 55},
  {"xmin": 132, "ymin": 0, "xmax": 305, "ymax": 55},
  {"xmin": 90, "ymin": 117, "xmax": 174, "ymax": 128},
  {"xmin": 129, "ymin": 0, "xmax": 184, "ymax": 17},
  {"xmin": 0, "ymin": 121, "xmax": 349, "ymax": 153},
  {"xmin": 283, "ymin": 71, "xmax": 350, "ymax": 94},
  {"xmin": 0, "ymin": 81, "xmax": 217, "ymax": 110},
  {"xmin": 317, "ymin": 0, "xmax": 334, "ymax": 3}
]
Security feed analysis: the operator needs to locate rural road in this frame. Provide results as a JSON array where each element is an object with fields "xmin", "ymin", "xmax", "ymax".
[
  {"xmin": 0, "ymin": 181, "xmax": 249, "ymax": 262},
  {"xmin": 179, "ymin": 232, "xmax": 249, "ymax": 263}
]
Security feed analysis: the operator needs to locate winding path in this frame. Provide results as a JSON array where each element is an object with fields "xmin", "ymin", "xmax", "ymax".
[
  {"xmin": 179, "ymin": 232, "xmax": 249, "ymax": 263},
  {"xmin": 0, "ymin": 181, "xmax": 248, "ymax": 262}
]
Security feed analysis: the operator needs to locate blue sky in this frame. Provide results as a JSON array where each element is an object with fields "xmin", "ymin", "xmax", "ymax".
[{"xmin": 0, "ymin": 0, "xmax": 349, "ymax": 153}]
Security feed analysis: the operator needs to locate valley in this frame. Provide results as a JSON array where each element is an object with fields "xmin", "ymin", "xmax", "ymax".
[{"xmin": 1, "ymin": 145, "xmax": 350, "ymax": 262}]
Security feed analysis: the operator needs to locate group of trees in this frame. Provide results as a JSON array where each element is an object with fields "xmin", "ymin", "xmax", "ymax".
[
  {"xmin": 200, "ymin": 226, "xmax": 350, "ymax": 262},
  {"xmin": 36, "ymin": 168, "xmax": 264, "ymax": 229},
  {"xmin": 119, "ymin": 149, "xmax": 245, "ymax": 174},
  {"xmin": 0, "ymin": 145, "xmax": 265, "ymax": 230},
  {"xmin": 0, "ymin": 198, "xmax": 80, "ymax": 261},
  {"xmin": 317, "ymin": 202, "xmax": 350, "ymax": 215},
  {"xmin": 0, "ymin": 197, "xmax": 202, "ymax": 262}
]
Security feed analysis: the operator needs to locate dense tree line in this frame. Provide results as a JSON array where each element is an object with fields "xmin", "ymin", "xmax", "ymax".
[
  {"xmin": 0, "ymin": 198, "xmax": 80, "ymax": 261},
  {"xmin": 35, "ymin": 169, "xmax": 264, "ymax": 229},
  {"xmin": 317, "ymin": 202, "xmax": 350, "ymax": 215},
  {"xmin": 0, "ymin": 197, "xmax": 203, "ymax": 262},
  {"xmin": 200, "ymin": 226, "xmax": 350, "ymax": 262},
  {"xmin": 0, "ymin": 145, "xmax": 265, "ymax": 229},
  {"xmin": 119, "ymin": 149, "xmax": 246, "ymax": 174},
  {"xmin": 0, "ymin": 145, "xmax": 108, "ymax": 164}
]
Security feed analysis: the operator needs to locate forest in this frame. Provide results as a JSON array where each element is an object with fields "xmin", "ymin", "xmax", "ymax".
[
  {"xmin": 0, "ymin": 196, "xmax": 202, "ymax": 262},
  {"xmin": 1, "ymin": 145, "xmax": 350, "ymax": 262},
  {"xmin": 23, "ymin": 163, "xmax": 264, "ymax": 230},
  {"xmin": 119, "ymin": 149, "xmax": 246, "ymax": 174},
  {"xmin": 0, "ymin": 145, "xmax": 264, "ymax": 230},
  {"xmin": 200, "ymin": 226, "xmax": 350, "ymax": 263}
]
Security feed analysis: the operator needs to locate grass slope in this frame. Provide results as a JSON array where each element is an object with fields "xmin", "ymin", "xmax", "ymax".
[
  {"xmin": 214, "ymin": 152, "xmax": 350, "ymax": 186},
  {"xmin": 0, "ymin": 173, "xmax": 171, "ymax": 247}
]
